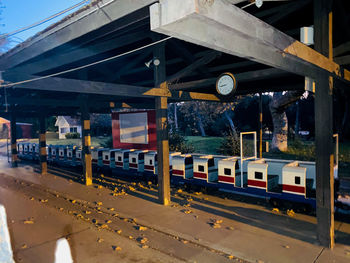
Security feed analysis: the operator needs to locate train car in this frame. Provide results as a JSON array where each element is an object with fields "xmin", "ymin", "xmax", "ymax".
[
  {"xmin": 217, "ymin": 157, "xmax": 240, "ymax": 186},
  {"xmin": 67, "ymin": 146, "xmax": 77, "ymax": 166},
  {"xmin": 144, "ymin": 151, "xmax": 157, "ymax": 175},
  {"xmin": 17, "ymin": 142, "xmax": 24, "ymax": 158},
  {"xmin": 192, "ymin": 155, "xmax": 224, "ymax": 185},
  {"xmin": 143, "ymin": 151, "xmax": 182, "ymax": 178},
  {"xmin": 129, "ymin": 150, "xmax": 148, "ymax": 173},
  {"xmin": 33, "ymin": 143, "xmax": 40, "ymax": 161},
  {"xmin": 57, "ymin": 145, "xmax": 69, "ymax": 165},
  {"xmin": 114, "ymin": 149, "xmax": 135, "ymax": 171},
  {"xmin": 172, "ymin": 154, "xmax": 194, "ymax": 181},
  {"xmin": 75, "ymin": 149, "xmax": 82, "ymax": 167}
]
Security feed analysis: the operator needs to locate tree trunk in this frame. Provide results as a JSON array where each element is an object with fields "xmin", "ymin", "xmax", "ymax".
[
  {"xmin": 224, "ymin": 111, "xmax": 237, "ymax": 135},
  {"xmin": 174, "ymin": 103, "xmax": 178, "ymax": 131},
  {"xmin": 269, "ymin": 91, "xmax": 304, "ymax": 151},
  {"xmin": 196, "ymin": 112, "xmax": 206, "ymax": 137}
]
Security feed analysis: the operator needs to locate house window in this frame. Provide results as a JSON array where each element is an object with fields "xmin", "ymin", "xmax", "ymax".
[
  {"xmin": 70, "ymin": 127, "xmax": 78, "ymax": 133},
  {"xmin": 198, "ymin": 165, "xmax": 205, "ymax": 172},
  {"xmin": 295, "ymin": 176, "xmax": 301, "ymax": 185},
  {"xmin": 224, "ymin": 168, "xmax": 231, "ymax": 176},
  {"xmin": 60, "ymin": 128, "xmax": 67, "ymax": 134},
  {"xmin": 255, "ymin": 172, "xmax": 263, "ymax": 180}
]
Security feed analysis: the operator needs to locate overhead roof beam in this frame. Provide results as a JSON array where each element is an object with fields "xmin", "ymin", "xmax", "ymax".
[
  {"xmin": 150, "ymin": 0, "xmax": 350, "ymax": 84},
  {"xmin": 3, "ymin": 73, "xmax": 171, "ymax": 98},
  {"xmin": 0, "ymin": 0, "xmax": 157, "ymax": 71}
]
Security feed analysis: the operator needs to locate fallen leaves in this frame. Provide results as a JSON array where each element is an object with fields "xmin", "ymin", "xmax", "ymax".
[
  {"xmin": 112, "ymin": 245, "xmax": 121, "ymax": 251},
  {"xmin": 136, "ymin": 226, "xmax": 147, "ymax": 231},
  {"xmin": 23, "ymin": 220, "xmax": 34, "ymax": 224},
  {"xmin": 287, "ymin": 209, "xmax": 295, "ymax": 217},
  {"xmin": 97, "ymin": 238, "xmax": 104, "ymax": 243},
  {"xmin": 272, "ymin": 208, "xmax": 279, "ymax": 213}
]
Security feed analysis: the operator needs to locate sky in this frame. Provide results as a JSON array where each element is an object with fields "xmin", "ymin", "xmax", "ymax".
[{"xmin": 1, "ymin": 0, "xmax": 90, "ymax": 50}]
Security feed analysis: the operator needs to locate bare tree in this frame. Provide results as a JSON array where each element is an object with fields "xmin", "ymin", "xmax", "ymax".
[{"xmin": 269, "ymin": 91, "xmax": 304, "ymax": 151}]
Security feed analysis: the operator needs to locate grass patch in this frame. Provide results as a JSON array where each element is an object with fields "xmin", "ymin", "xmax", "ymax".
[{"xmin": 185, "ymin": 136, "xmax": 224, "ymax": 154}]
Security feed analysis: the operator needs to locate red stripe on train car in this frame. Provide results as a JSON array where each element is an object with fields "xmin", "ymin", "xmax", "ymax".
[
  {"xmin": 282, "ymin": 184, "xmax": 305, "ymax": 194},
  {"xmin": 172, "ymin": 169, "xmax": 184, "ymax": 176},
  {"xmin": 92, "ymin": 160, "xmax": 98, "ymax": 164},
  {"xmin": 129, "ymin": 163, "xmax": 138, "ymax": 168},
  {"xmin": 248, "ymin": 179, "xmax": 266, "ymax": 188},
  {"xmin": 116, "ymin": 161, "xmax": 123, "ymax": 167},
  {"xmin": 103, "ymin": 160, "xmax": 110, "ymax": 165},
  {"xmin": 144, "ymin": 165, "xmax": 154, "ymax": 170},
  {"xmin": 218, "ymin": 175, "xmax": 235, "ymax": 184},
  {"xmin": 193, "ymin": 172, "xmax": 207, "ymax": 179}
]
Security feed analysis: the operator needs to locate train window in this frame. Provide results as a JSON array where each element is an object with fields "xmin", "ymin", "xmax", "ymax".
[
  {"xmin": 150, "ymin": 159, "xmax": 153, "ymax": 165},
  {"xmin": 295, "ymin": 176, "xmax": 301, "ymax": 185},
  {"xmin": 198, "ymin": 165, "xmax": 205, "ymax": 172},
  {"xmin": 235, "ymin": 161, "xmax": 239, "ymax": 171},
  {"xmin": 118, "ymin": 156, "xmax": 122, "ymax": 161},
  {"xmin": 208, "ymin": 159, "xmax": 214, "ymax": 167},
  {"xmin": 105, "ymin": 155, "xmax": 109, "ymax": 160},
  {"xmin": 111, "ymin": 152, "xmax": 115, "ymax": 158},
  {"xmin": 255, "ymin": 172, "xmax": 263, "ymax": 180},
  {"xmin": 132, "ymin": 158, "xmax": 136, "ymax": 163},
  {"xmin": 155, "ymin": 155, "xmax": 157, "ymax": 162},
  {"xmin": 224, "ymin": 168, "xmax": 231, "ymax": 176},
  {"xmin": 139, "ymin": 154, "xmax": 144, "ymax": 160}
]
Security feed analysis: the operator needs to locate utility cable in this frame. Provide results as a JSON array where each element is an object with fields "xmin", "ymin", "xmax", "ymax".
[
  {"xmin": 0, "ymin": 36, "xmax": 173, "ymax": 88},
  {"xmin": 0, "ymin": 0, "xmax": 90, "ymax": 40}
]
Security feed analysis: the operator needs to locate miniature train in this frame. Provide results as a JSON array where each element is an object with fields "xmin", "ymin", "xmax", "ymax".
[{"xmin": 16, "ymin": 140, "xmax": 340, "ymax": 209}]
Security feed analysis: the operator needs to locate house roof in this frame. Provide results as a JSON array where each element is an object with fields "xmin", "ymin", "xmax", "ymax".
[{"xmin": 61, "ymin": 116, "xmax": 81, "ymax": 126}]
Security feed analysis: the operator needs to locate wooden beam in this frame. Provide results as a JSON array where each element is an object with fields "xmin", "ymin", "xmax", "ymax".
[
  {"xmin": 167, "ymin": 51, "xmax": 220, "ymax": 84},
  {"xmin": 334, "ymin": 55, "xmax": 350, "ymax": 66},
  {"xmin": 333, "ymin": 41, "xmax": 350, "ymax": 57},
  {"xmin": 154, "ymin": 41, "xmax": 171, "ymax": 206},
  {"xmin": 39, "ymin": 115, "xmax": 47, "ymax": 175},
  {"xmin": 3, "ymin": 73, "xmax": 171, "ymax": 98},
  {"xmin": 314, "ymin": 0, "xmax": 334, "ymax": 248},
  {"xmin": 150, "ymin": 0, "xmax": 350, "ymax": 84},
  {"xmin": 0, "ymin": 0, "xmax": 157, "ymax": 71},
  {"xmin": 81, "ymin": 98, "xmax": 93, "ymax": 186},
  {"xmin": 169, "ymin": 68, "xmax": 290, "ymax": 90},
  {"xmin": 10, "ymin": 112, "xmax": 17, "ymax": 168}
]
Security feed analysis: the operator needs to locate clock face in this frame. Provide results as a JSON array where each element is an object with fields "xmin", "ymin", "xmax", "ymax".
[{"xmin": 217, "ymin": 74, "xmax": 234, "ymax": 95}]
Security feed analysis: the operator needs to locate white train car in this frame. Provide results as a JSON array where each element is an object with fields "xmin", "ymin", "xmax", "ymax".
[
  {"xmin": 115, "ymin": 149, "xmax": 135, "ymax": 170},
  {"xmin": 247, "ymin": 159, "xmax": 280, "ymax": 191},
  {"xmin": 218, "ymin": 157, "xmax": 240, "ymax": 185},
  {"xmin": 193, "ymin": 155, "xmax": 222, "ymax": 183},
  {"xmin": 129, "ymin": 150, "xmax": 148, "ymax": 172},
  {"xmin": 172, "ymin": 154, "xmax": 194, "ymax": 179}
]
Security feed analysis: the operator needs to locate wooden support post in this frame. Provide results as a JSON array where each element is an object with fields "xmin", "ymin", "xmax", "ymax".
[
  {"xmin": 314, "ymin": 0, "xmax": 334, "ymax": 248},
  {"xmin": 154, "ymin": 41, "xmax": 171, "ymax": 206},
  {"xmin": 10, "ymin": 112, "xmax": 17, "ymax": 168},
  {"xmin": 259, "ymin": 93, "xmax": 263, "ymax": 158},
  {"xmin": 39, "ymin": 116, "xmax": 47, "ymax": 175},
  {"xmin": 81, "ymin": 100, "xmax": 93, "ymax": 186}
]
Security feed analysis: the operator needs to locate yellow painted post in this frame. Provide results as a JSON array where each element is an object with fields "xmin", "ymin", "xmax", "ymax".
[
  {"xmin": 154, "ymin": 41, "xmax": 171, "ymax": 205},
  {"xmin": 39, "ymin": 116, "xmax": 47, "ymax": 175},
  {"xmin": 81, "ymin": 101, "xmax": 92, "ymax": 186},
  {"xmin": 10, "ymin": 113, "xmax": 17, "ymax": 168}
]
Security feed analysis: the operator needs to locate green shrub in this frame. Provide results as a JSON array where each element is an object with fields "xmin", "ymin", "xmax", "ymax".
[
  {"xmin": 65, "ymin": 132, "xmax": 80, "ymax": 139},
  {"xmin": 169, "ymin": 132, "xmax": 195, "ymax": 153},
  {"xmin": 101, "ymin": 137, "xmax": 113, "ymax": 148},
  {"xmin": 218, "ymin": 132, "xmax": 240, "ymax": 156}
]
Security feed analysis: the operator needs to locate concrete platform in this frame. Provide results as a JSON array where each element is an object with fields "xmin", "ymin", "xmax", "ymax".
[{"xmin": 0, "ymin": 158, "xmax": 349, "ymax": 263}]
